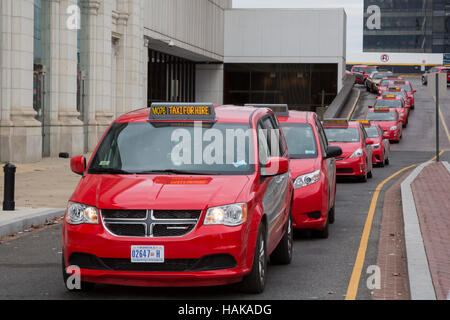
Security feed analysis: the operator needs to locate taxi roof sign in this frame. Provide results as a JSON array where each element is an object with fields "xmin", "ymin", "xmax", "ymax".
[
  {"xmin": 374, "ymin": 107, "xmax": 391, "ymax": 112},
  {"xmin": 383, "ymin": 94, "xmax": 397, "ymax": 98},
  {"xmin": 322, "ymin": 119, "xmax": 349, "ymax": 126},
  {"xmin": 245, "ymin": 104, "xmax": 289, "ymax": 117},
  {"xmin": 149, "ymin": 103, "xmax": 216, "ymax": 122},
  {"xmin": 356, "ymin": 120, "xmax": 371, "ymax": 127}
]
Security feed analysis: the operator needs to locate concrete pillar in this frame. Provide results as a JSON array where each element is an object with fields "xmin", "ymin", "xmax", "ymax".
[
  {"xmin": 196, "ymin": 64, "xmax": 224, "ymax": 105},
  {"xmin": 0, "ymin": 0, "xmax": 42, "ymax": 163}
]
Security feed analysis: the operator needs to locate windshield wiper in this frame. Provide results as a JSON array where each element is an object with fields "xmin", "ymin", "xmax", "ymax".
[
  {"xmin": 132, "ymin": 169, "xmax": 206, "ymax": 175},
  {"xmin": 88, "ymin": 167, "xmax": 133, "ymax": 174}
]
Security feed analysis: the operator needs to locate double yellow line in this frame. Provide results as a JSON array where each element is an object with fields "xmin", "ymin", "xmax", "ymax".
[{"xmin": 345, "ymin": 150, "xmax": 445, "ymax": 300}]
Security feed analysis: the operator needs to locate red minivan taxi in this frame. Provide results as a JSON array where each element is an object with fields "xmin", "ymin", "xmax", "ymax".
[
  {"xmin": 323, "ymin": 120, "xmax": 374, "ymax": 182},
  {"xmin": 63, "ymin": 103, "xmax": 294, "ymax": 294},
  {"xmin": 247, "ymin": 105, "xmax": 342, "ymax": 238}
]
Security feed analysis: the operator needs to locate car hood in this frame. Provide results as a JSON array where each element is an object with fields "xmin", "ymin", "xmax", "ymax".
[
  {"xmin": 329, "ymin": 142, "xmax": 361, "ymax": 158},
  {"xmin": 70, "ymin": 174, "xmax": 251, "ymax": 210},
  {"xmin": 289, "ymin": 157, "xmax": 321, "ymax": 178}
]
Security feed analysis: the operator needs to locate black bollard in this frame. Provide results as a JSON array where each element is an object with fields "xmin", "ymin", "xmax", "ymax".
[{"xmin": 3, "ymin": 163, "xmax": 16, "ymax": 211}]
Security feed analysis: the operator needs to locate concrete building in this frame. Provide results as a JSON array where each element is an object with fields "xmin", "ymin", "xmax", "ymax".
[{"xmin": 0, "ymin": 0, "xmax": 346, "ymax": 163}]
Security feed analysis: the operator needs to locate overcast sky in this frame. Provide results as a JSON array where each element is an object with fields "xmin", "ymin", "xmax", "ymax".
[{"xmin": 232, "ymin": 0, "xmax": 364, "ymax": 56}]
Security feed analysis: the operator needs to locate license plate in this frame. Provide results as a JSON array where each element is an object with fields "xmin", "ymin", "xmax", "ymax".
[{"xmin": 131, "ymin": 246, "xmax": 164, "ymax": 263}]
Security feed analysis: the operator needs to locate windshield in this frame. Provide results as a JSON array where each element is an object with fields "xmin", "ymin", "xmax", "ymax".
[
  {"xmin": 280, "ymin": 123, "xmax": 318, "ymax": 159},
  {"xmin": 380, "ymin": 79, "xmax": 393, "ymax": 86},
  {"xmin": 374, "ymin": 73, "xmax": 392, "ymax": 79},
  {"xmin": 391, "ymin": 84, "xmax": 412, "ymax": 92},
  {"xmin": 365, "ymin": 127, "xmax": 380, "ymax": 138},
  {"xmin": 374, "ymin": 99, "xmax": 403, "ymax": 108},
  {"xmin": 366, "ymin": 67, "xmax": 377, "ymax": 73},
  {"xmin": 366, "ymin": 112, "xmax": 397, "ymax": 121},
  {"xmin": 384, "ymin": 91, "xmax": 407, "ymax": 99},
  {"xmin": 324, "ymin": 127, "xmax": 360, "ymax": 143},
  {"xmin": 89, "ymin": 122, "xmax": 255, "ymax": 175}
]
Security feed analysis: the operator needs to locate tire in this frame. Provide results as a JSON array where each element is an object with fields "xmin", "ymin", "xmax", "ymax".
[
  {"xmin": 361, "ymin": 170, "xmax": 368, "ymax": 183},
  {"xmin": 329, "ymin": 205, "xmax": 335, "ymax": 224},
  {"xmin": 240, "ymin": 224, "xmax": 267, "ymax": 294},
  {"xmin": 422, "ymin": 77, "xmax": 427, "ymax": 86},
  {"xmin": 62, "ymin": 255, "xmax": 95, "ymax": 293},
  {"xmin": 379, "ymin": 159, "xmax": 385, "ymax": 168},
  {"xmin": 313, "ymin": 216, "xmax": 329, "ymax": 239},
  {"xmin": 385, "ymin": 157, "xmax": 390, "ymax": 165},
  {"xmin": 270, "ymin": 213, "xmax": 293, "ymax": 265},
  {"xmin": 368, "ymin": 169, "xmax": 373, "ymax": 179}
]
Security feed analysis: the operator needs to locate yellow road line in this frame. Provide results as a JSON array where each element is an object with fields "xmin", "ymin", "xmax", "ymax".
[
  {"xmin": 345, "ymin": 150, "xmax": 445, "ymax": 300},
  {"xmin": 439, "ymin": 109, "xmax": 450, "ymax": 143}
]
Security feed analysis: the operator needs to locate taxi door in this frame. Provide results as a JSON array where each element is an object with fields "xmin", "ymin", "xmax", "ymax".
[
  {"xmin": 257, "ymin": 115, "xmax": 290, "ymax": 253},
  {"xmin": 361, "ymin": 125, "xmax": 373, "ymax": 173}
]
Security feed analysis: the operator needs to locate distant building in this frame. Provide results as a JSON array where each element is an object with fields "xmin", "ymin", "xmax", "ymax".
[
  {"xmin": 363, "ymin": 0, "xmax": 449, "ymax": 53},
  {"xmin": 0, "ymin": 1, "xmax": 346, "ymax": 163}
]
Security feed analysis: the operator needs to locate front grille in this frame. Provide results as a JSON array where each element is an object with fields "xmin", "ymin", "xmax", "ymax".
[
  {"xmin": 102, "ymin": 210, "xmax": 201, "ymax": 238},
  {"xmin": 69, "ymin": 252, "xmax": 237, "ymax": 272}
]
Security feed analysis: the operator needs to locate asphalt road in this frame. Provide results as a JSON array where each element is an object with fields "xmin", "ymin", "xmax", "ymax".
[{"xmin": 0, "ymin": 78, "xmax": 448, "ymax": 300}]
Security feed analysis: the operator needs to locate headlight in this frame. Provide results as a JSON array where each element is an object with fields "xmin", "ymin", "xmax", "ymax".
[
  {"xmin": 349, "ymin": 148, "xmax": 363, "ymax": 159},
  {"xmin": 390, "ymin": 126, "xmax": 398, "ymax": 131},
  {"xmin": 65, "ymin": 202, "xmax": 99, "ymax": 225},
  {"xmin": 372, "ymin": 143, "xmax": 380, "ymax": 148},
  {"xmin": 293, "ymin": 170, "xmax": 321, "ymax": 189},
  {"xmin": 204, "ymin": 203, "xmax": 247, "ymax": 226}
]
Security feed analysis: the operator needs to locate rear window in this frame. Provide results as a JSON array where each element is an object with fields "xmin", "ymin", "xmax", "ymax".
[{"xmin": 365, "ymin": 67, "xmax": 378, "ymax": 74}]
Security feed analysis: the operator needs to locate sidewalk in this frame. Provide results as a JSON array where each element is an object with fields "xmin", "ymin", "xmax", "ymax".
[
  {"xmin": 410, "ymin": 162, "xmax": 450, "ymax": 300},
  {"xmin": 0, "ymin": 156, "xmax": 88, "ymax": 238}
]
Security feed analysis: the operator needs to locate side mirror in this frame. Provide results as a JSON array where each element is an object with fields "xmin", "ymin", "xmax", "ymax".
[
  {"xmin": 325, "ymin": 146, "xmax": 342, "ymax": 159},
  {"xmin": 365, "ymin": 139, "xmax": 374, "ymax": 145},
  {"xmin": 413, "ymin": 90, "xmax": 417, "ymax": 93},
  {"xmin": 261, "ymin": 157, "xmax": 289, "ymax": 177},
  {"xmin": 368, "ymin": 105, "xmax": 373, "ymax": 108},
  {"xmin": 71, "ymin": 155, "xmax": 86, "ymax": 176}
]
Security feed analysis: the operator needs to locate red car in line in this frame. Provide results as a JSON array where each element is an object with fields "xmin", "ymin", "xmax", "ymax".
[
  {"xmin": 372, "ymin": 95, "xmax": 409, "ymax": 128},
  {"xmin": 271, "ymin": 107, "xmax": 342, "ymax": 238},
  {"xmin": 379, "ymin": 88, "xmax": 412, "ymax": 110},
  {"xmin": 356, "ymin": 120, "xmax": 390, "ymax": 167},
  {"xmin": 377, "ymin": 77, "xmax": 404, "ymax": 95},
  {"xmin": 350, "ymin": 65, "xmax": 379, "ymax": 85},
  {"xmin": 63, "ymin": 103, "xmax": 294, "ymax": 294},
  {"xmin": 323, "ymin": 119, "xmax": 374, "ymax": 182},
  {"xmin": 422, "ymin": 66, "xmax": 450, "ymax": 85},
  {"xmin": 366, "ymin": 107, "xmax": 403, "ymax": 143},
  {"xmin": 387, "ymin": 80, "xmax": 416, "ymax": 109}
]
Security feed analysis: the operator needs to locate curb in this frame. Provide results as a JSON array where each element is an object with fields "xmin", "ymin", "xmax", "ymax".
[
  {"xmin": 401, "ymin": 161, "xmax": 437, "ymax": 300},
  {"xmin": 0, "ymin": 208, "xmax": 65, "ymax": 239}
]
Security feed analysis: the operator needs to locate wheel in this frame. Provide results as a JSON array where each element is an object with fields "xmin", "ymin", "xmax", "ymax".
[
  {"xmin": 422, "ymin": 77, "xmax": 427, "ymax": 85},
  {"xmin": 361, "ymin": 170, "xmax": 368, "ymax": 182},
  {"xmin": 385, "ymin": 157, "xmax": 390, "ymax": 165},
  {"xmin": 270, "ymin": 213, "xmax": 293, "ymax": 265},
  {"xmin": 328, "ymin": 205, "xmax": 335, "ymax": 224},
  {"xmin": 368, "ymin": 170, "xmax": 373, "ymax": 179},
  {"xmin": 62, "ymin": 255, "xmax": 95, "ymax": 292},
  {"xmin": 379, "ymin": 158, "xmax": 385, "ymax": 168},
  {"xmin": 240, "ymin": 224, "xmax": 267, "ymax": 294},
  {"xmin": 313, "ymin": 216, "xmax": 329, "ymax": 239}
]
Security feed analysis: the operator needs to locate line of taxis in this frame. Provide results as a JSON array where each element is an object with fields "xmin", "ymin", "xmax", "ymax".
[{"xmin": 61, "ymin": 81, "xmax": 414, "ymax": 294}]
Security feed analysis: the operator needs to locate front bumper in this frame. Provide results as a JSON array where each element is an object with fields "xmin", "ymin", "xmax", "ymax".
[
  {"xmin": 336, "ymin": 157, "xmax": 366, "ymax": 177},
  {"xmin": 62, "ymin": 222, "xmax": 257, "ymax": 287},
  {"xmin": 291, "ymin": 182, "xmax": 326, "ymax": 231},
  {"xmin": 372, "ymin": 146, "xmax": 384, "ymax": 164},
  {"xmin": 383, "ymin": 129, "xmax": 400, "ymax": 142}
]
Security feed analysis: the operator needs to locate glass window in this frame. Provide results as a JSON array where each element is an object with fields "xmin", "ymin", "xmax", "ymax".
[
  {"xmin": 280, "ymin": 123, "xmax": 318, "ymax": 159},
  {"xmin": 89, "ymin": 122, "xmax": 255, "ymax": 175},
  {"xmin": 365, "ymin": 127, "xmax": 381, "ymax": 138},
  {"xmin": 324, "ymin": 127, "xmax": 360, "ymax": 143},
  {"xmin": 374, "ymin": 99, "xmax": 403, "ymax": 108},
  {"xmin": 366, "ymin": 112, "xmax": 397, "ymax": 121}
]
